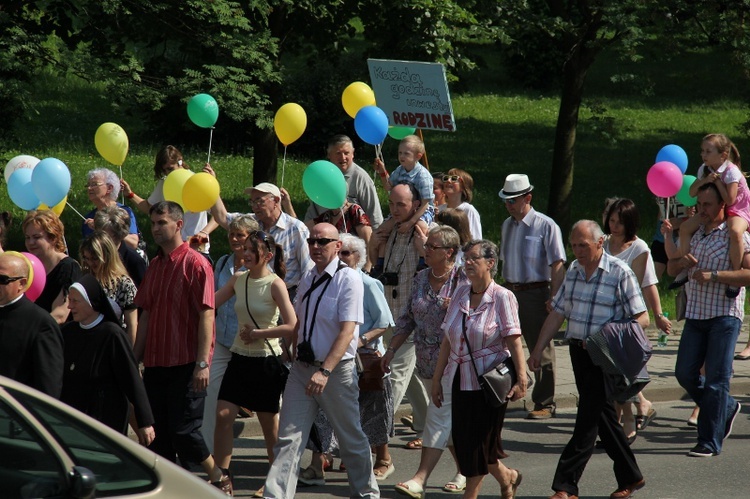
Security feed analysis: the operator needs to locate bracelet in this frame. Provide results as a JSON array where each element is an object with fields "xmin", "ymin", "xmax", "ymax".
[
  {"xmin": 386, "ymin": 346, "xmax": 395, "ymax": 353},
  {"xmin": 126, "ymin": 192, "xmax": 135, "ymax": 199},
  {"xmin": 198, "ymin": 230, "xmax": 208, "ymax": 236},
  {"xmin": 379, "ymin": 171, "xmax": 389, "ymax": 178}
]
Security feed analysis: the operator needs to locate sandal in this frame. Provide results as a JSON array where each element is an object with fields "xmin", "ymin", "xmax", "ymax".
[
  {"xmin": 405, "ymin": 438, "xmax": 423, "ymax": 450},
  {"xmin": 635, "ymin": 408, "xmax": 657, "ymax": 431},
  {"xmin": 443, "ymin": 473, "xmax": 466, "ymax": 493},
  {"xmin": 373, "ymin": 458, "xmax": 395, "ymax": 481},
  {"xmin": 395, "ymin": 479, "xmax": 424, "ymax": 498},
  {"xmin": 501, "ymin": 468, "xmax": 523, "ymax": 499},
  {"xmin": 252, "ymin": 485, "xmax": 264, "ymax": 498}
]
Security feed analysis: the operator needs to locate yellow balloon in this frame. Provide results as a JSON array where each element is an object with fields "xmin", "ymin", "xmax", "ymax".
[
  {"xmin": 4, "ymin": 251, "xmax": 33, "ymax": 292},
  {"xmin": 273, "ymin": 103, "xmax": 307, "ymax": 146},
  {"xmin": 163, "ymin": 169, "xmax": 194, "ymax": 208},
  {"xmin": 95, "ymin": 122, "xmax": 129, "ymax": 166},
  {"xmin": 182, "ymin": 172, "xmax": 220, "ymax": 212},
  {"xmin": 342, "ymin": 82, "xmax": 376, "ymax": 119},
  {"xmin": 37, "ymin": 196, "xmax": 67, "ymax": 216}
]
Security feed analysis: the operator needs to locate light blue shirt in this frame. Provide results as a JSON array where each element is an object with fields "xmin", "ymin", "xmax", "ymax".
[
  {"xmin": 359, "ymin": 270, "xmax": 395, "ymax": 355},
  {"xmin": 214, "ymin": 253, "xmax": 244, "ymax": 348}
]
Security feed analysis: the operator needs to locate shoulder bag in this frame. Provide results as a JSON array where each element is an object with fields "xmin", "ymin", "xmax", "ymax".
[{"xmin": 244, "ymin": 275, "xmax": 290, "ymax": 387}]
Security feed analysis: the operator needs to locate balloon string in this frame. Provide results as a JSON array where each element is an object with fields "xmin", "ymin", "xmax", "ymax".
[
  {"xmin": 340, "ymin": 207, "xmax": 347, "ymax": 234},
  {"xmin": 207, "ymin": 127, "xmax": 215, "ymax": 165},
  {"xmin": 119, "ymin": 164, "xmax": 125, "ymax": 205},
  {"xmin": 665, "ymin": 196, "xmax": 670, "ymax": 220},
  {"xmin": 66, "ymin": 202, "xmax": 87, "ymax": 221},
  {"xmin": 281, "ymin": 146, "xmax": 288, "ymax": 189}
]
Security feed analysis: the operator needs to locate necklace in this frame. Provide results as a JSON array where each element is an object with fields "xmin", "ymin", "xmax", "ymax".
[
  {"xmin": 431, "ymin": 265, "xmax": 453, "ymax": 280},
  {"xmin": 471, "ymin": 282, "xmax": 492, "ymax": 295}
]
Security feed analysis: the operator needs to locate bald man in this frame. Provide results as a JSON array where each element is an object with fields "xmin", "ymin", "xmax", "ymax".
[
  {"xmin": 0, "ymin": 253, "xmax": 64, "ymax": 397},
  {"xmin": 265, "ymin": 223, "xmax": 379, "ymax": 498}
]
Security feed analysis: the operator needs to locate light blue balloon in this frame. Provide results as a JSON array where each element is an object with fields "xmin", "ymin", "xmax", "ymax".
[
  {"xmin": 656, "ymin": 144, "xmax": 688, "ymax": 174},
  {"xmin": 32, "ymin": 157, "xmax": 71, "ymax": 206},
  {"xmin": 7, "ymin": 168, "xmax": 40, "ymax": 210},
  {"xmin": 354, "ymin": 106, "xmax": 389, "ymax": 145}
]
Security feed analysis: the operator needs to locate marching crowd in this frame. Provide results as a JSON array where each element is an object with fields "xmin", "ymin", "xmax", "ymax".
[{"xmin": 1, "ymin": 132, "xmax": 749, "ymax": 499}]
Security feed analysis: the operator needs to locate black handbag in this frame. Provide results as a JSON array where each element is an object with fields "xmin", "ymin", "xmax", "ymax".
[
  {"xmin": 244, "ymin": 275, "xmax": 290, "ymax": 386},
  {"xmin": 461, "ymin": 314, "xmax": 523, "ymax": 408}
]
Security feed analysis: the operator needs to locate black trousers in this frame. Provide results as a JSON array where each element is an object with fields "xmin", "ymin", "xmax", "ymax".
[
  {"xmin": 144, "ymin": 363, "xmax": 209, "ymax": 469},
  {"xmin": 552, "ymin": 343, "xmax": 642, "ymax": 496}
]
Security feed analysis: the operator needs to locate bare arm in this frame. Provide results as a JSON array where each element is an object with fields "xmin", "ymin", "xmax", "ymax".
[
  {"xmin": 630, "ymin": 252, "xmax": 648, "ymax": 285},
  {"xmin": 641, "ymin": 284, "xmax": 671, "ymax": 333},
  {"xmin": 528, "ymin": 310, "xmax": 565, "ymax": 371},
  {"xmin": 633, "ymin": 310, "xmax": 649, "ymax": 329},
  {"xmin": 133, "ymin": 310, "xmax": 150, "ymax": 362},
  {"xmin": 120, "ymin": 179, "xmax": 152, "ymax": 215},
  {"xmin": 214, "ymin": 272, "xmax": 241, "ymax": 308},
  {"xmin": 123, "ymin": 309, "xmax": 138, "ymax": 345},
  {"xmin": 506, "ymin": 334, "xmax": 527, "ymax": 401},
  {"xmin": 692, "ymin": 251, "xmax": 750, "ymax": 286},
  {"xmin": 49, "ymin": 291, "xmax": 70, "ymax": 324},
  {"xmin": 123, "ymin": 233, "xmax": 140, "ymax": 249},
  {"xmin": 208, "ymin": 195, "xmax": 230, "ymax": 230},
  {"xmin": 191, "ymin": 307, "xmax": 213, "ymax": 391}
]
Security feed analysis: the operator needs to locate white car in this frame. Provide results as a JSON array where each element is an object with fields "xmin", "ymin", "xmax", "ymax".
[{"xmin": 0, "ymin": 376, "xmax": 227, "ymax": 498}]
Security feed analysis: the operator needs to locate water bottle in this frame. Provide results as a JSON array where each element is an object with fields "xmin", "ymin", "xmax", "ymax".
[{"xmin": 657, "ymin": 312, "xmax": 669, "ymax": 347}]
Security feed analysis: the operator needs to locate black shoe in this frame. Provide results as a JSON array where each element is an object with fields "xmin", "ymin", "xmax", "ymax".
[
  {"xmin": 726, "ymin": 286, "xmax": 741, "ymax": 299},
  {"xmin": 688, "ymin": 444, "xmax": 717, "ymax": 457},
  {"xmin": 724, "ymin": 402, "xmax": 741, "ymax": 440}
]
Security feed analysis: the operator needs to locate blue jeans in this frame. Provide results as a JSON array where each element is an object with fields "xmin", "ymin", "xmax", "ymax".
[{"xmin": 675, "ymin": 316, "xmax": 740, "ymax": 454}]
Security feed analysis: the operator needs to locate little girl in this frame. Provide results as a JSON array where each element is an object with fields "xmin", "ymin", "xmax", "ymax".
[{"xmin": 674, "ymin": 133, "xmax": 750, "ymax": 297}]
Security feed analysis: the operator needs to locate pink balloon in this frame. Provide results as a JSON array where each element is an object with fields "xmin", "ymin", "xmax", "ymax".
[
  {"xmin": 22, "ymin": 252, "xmax": 46, "ymax": 302},
  {"xmin": 647, "ymin": 161, "xmax": 683, "ymax": 198}
]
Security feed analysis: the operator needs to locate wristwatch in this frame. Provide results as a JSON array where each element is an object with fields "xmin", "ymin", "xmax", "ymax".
[
  {"xmin": 711, "ymin": 270, "xmax": 719, "ymax": 282},
  {"xmin": 318, "ymin": 367, "xmax": 332, "ymax": 377},
  {"xmin": 197, "ymin": 360, "xmax": 209, "ymax": 369}
]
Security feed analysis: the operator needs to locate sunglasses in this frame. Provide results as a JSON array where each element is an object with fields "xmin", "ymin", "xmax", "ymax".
[
  {"xmin": 423, "ymin": 243, "xmax": 449, "ymax": 251},
  {"xmin": 339, "ymin": 250, "xmax": 358, "ymax": 256},
  {"xmin": 442, "ymin": 175, "xmax": 460, "ymax": 183},
  {"xmin": 251, "ymin": 230, "xmax": 272, "ymax": 251},
  {"xmin": 307, "ymin": 237, "xmax": 338, "ymax": 247},
  {"xmin": 505, "ymin": 197, "xmax": 523, "ymax": 205},
  {"xmin": 0, "ymin": 274, "xmax": 24, "ymax": 286}
]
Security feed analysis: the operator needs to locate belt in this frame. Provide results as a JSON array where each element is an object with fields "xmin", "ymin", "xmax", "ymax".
[
  {"xmin": 502, "ymin": 281, "xmax": 549, "ymax": 292},
  {"xmin": 567, "ymin": 338, "xmax": 586, "ymax": 348}
]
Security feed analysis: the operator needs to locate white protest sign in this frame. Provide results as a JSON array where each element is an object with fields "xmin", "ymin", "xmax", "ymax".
[{"xmin": 367, "ymin": 59, "xmax": 456, "ymax": 132}]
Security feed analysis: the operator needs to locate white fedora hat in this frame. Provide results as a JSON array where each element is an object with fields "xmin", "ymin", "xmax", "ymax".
[{"xmin": 498, "ymin": 174, "xmax": 534, "ymax": 199}]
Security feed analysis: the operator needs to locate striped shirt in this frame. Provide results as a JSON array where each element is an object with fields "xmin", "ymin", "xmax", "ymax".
[
  {"xmin": 552, "ymin": 252, "xmax": 646, "ymax": 340},
  {"xmin": 135, "ymin": 243, "xmax": 215, "ymax": 367},
  {"xmin": 441, "ymin": 282, "xmax": 522, "ymax": 391},
  {"xmin": 227, "ymin": 211, "xmax": 313, "ymax": 289},
  {"xmin": 500, "ymin": 208, "xmax": 566, "ymax": 283},
  {"xmin": 685, "ymin": 223, "xmax": 750, "ymax": 320}
]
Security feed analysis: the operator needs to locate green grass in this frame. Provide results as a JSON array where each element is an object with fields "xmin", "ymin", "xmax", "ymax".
[{"xmin": 2, "ymin": 46, "xmax": 748, "ymax": 316}]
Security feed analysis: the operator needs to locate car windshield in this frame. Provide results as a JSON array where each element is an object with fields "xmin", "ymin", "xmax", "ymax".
[{"xmin": 11, "ymin": 388, "xmax": 157, "ymax": 497}]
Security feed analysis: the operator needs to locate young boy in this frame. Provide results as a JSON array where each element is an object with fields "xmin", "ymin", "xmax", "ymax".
[{"xmin": 370, "ymin": 135, "xmax": 434, "ymax": 271}]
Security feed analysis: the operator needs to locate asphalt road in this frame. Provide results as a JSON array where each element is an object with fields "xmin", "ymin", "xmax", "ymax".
[{"xmin": 223, "ymin": 394, "xmax": 750, "ymax": 498}]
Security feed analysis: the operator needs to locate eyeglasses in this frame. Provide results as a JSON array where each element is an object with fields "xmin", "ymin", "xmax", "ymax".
[
  {"xmin": 462, "ymin": 255, "xmax": 486, "ymax": 264},
  {"xmin": 86, "ymin": 182, "xmax": 105, "ymax": 189},
  {"xmin": 423, "ymin": 243, "xmax": 448, "ymax": 251},
  {"xmin": 339, "ymin": 249, "xmax": 357, "ymax": 256},
  {"xmin": 251, "ymin": 230, "xmax": 272, "ymax": 251},
  {"xmin": 442, "ymin": 175, "xmax": 460, "ymax": 183},
  {"xmin": 307, "ymin": 237, "xmax": 338, "ymax": 247},
  {"xmin": 0, "ymin": 274, "xmax": 24, "ymax": 286},
  {"xmin": 505, "ymin": 197, "xmax": 523, "ymax": 205},
  {"xmin": 250, "ymin": 195, "xmax": 272, "ymax": 207}
]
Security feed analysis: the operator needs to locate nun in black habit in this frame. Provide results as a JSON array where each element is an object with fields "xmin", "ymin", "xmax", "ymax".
[{"xmin": 61, "ymin": 274, "xmax": 155, "ymax": 446}]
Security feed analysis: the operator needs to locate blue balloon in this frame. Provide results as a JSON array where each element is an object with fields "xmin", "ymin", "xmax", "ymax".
[
  {"xmin": 354, "ymin": 106, "xmax": 389, "ymax": 145},
  {"xmin": 32, "ymin": 157, "xmax": 71, "ymax": 206},
  {"xmin": 656, "ymin": 144, "xmax": 688, "ymax": 174},
  {"xmin": 7, "ymin": 168, "xmax": 40, "ymax": 210}
]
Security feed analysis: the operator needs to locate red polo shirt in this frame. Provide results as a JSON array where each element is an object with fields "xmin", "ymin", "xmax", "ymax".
[{"xmin": 135, "ymin": 243, "xmax": 215, "ymax": 367}]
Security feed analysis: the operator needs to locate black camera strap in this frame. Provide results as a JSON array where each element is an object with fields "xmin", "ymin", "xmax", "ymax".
[
  {"xmin": 383, "ymin": 228, "xmax": 415, "ymax": 275},
  {"xmin": 300, "ymin": 261, "xmax": 347, "ymax": 343}
]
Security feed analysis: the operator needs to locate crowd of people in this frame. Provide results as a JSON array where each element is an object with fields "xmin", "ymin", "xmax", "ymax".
[{"xmin": 1, "ymin": 132, "xmax": 749, "ymax": 499}]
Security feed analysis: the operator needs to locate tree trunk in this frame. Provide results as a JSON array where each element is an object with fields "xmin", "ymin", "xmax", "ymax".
[
  {"xmin": 547, "ymin": 42, "xmax": 601, "ymax": 238},
  {"xmin": 251, "ymin": 126, "xmax": 278, "ymax": 184}
]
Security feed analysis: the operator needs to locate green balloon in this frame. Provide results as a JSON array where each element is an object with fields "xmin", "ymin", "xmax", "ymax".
[
  {"xmin": 303, "ymin": 160, "xmax": 347, "ymax": 209},
  {"xmin": 187, "ymin": 93, "xmax": 219, "ymax": 128},
  {"xmin": 387, "ymin": 126, "xmax": 416, "ymax": 140},
  {"xmin": 676, "ymin": 175, "xmax": 697, "ymax": 207}
]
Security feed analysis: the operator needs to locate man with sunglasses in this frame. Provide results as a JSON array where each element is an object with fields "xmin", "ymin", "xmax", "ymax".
[
  {"xmin": 265, "ymin": 223, "xmax": 379, "ymax": 498},
  {"xmin": 499, "ymin": 173, "xmax": 566, "ymax": 420},
  {"xmin": 0, "ymin": 252, "xmax": 64, "ymax": 398},
  {"xmin": 207, "ymin": 181, "xmax": 313, "ymax": 301}
]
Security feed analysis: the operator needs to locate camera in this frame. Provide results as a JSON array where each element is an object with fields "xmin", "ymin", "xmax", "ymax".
[
  {"xmin": 377, "ymin": 272, "xmax": 399, "ymax": 286},
  {"xmin": 297, "ymin": 340, "xmax": 316, "ymax": 364}
]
